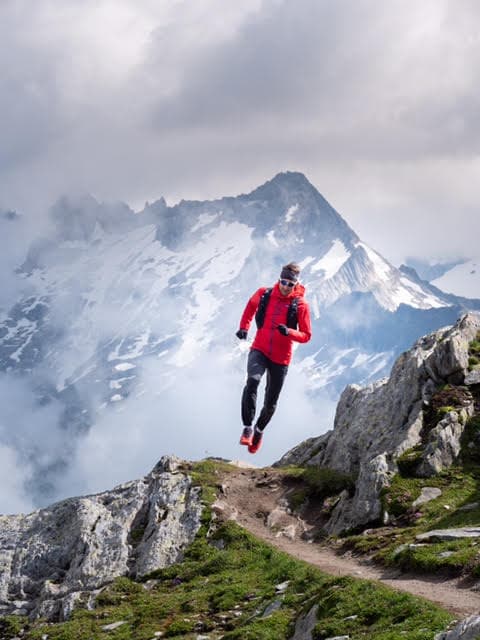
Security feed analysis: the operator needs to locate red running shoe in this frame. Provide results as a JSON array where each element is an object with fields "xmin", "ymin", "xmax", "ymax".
[
  {"xmin": 239, "ymin": 426, "xmax": 253, "ymax": 446},
  {"xmin": 248, "ymin": 428, "xmax": 263, "ymax": 454}
]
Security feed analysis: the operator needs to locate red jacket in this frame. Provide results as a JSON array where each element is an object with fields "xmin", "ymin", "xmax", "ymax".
[{"xmin": 239, "ymin": 282, "xmax": 312, "ymax": 365}]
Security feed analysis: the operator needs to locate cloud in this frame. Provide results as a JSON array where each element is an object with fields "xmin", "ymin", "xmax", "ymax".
[
  {"xmin": 59, "ymin": 348, "xmax": 332, "ymax": 499},
  {"xmin": 0, "ymin": 214, "xmax": 39, "ymax": 312},
  {"xmin": 0, "ymin": 373, "xmax": 66, "ymax": 513},
  {"xmin": 1, "ymin": 0, "xmax": 479, "ymax": 266},
  {"xmin": 0, "ymin": 444, "xmax": 34, "ymax": 515}
]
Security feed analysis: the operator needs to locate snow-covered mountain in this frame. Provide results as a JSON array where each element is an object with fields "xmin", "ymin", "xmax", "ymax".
[
  {"xmin": 431, "ymin": 259, "xmax": 480, "ymax": 299},
  {"xmin": 404, "ymin": 256, "xmax": 479, "ymax": 300},
  {"xmin": 1, "ymin": 172, "xmax": 478, "ymax": 506}
]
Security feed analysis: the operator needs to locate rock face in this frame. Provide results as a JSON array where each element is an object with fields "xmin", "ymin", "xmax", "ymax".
[
  {"xmin": 0, "ymin": 456, "xmax": 202, "ymax": 620},
  {"xmin": 277, "ymin": 313, "xmax": 480, "ymax": 534},
  {"xmin": 434, "ymin": 614, "xmax": 480, "ymax": 640}
]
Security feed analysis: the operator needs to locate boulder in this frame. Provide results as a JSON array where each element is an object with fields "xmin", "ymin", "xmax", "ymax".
[
  {"xmin": 411, "ymin": 487, "xmax": 442, "ymax": 508},
  {"xmin": 416, "ymin": 527, "xmax": 480, "ymax": 542},
  {"xmin": 417, "ymin": 409, "xmax": 473, "ymax": 477},
  {"xmin": 0, "ymin": 456, "xmax": 202, "ymax": 620}
]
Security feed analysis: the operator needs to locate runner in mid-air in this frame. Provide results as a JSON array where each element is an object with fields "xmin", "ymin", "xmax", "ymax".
[{"xmin": 235, "ymin": 262, "xmax": 312, "ymax": 454}]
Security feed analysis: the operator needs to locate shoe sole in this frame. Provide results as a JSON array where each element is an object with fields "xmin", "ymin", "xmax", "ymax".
[
  {"xmin": 248, "ymin": 441, "xmax": 262, "ymax": 454},
  {"xmin": 239, "ymin": 437, "xmax": 253, "ymax": 446}
]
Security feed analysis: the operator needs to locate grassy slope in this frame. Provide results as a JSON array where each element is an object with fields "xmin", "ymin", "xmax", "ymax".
[{"xmin": 0, "ymin": 461, "xmax": 453, "ymax": 640}]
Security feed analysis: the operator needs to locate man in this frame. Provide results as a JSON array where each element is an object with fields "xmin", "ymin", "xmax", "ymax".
[{"xmin": 235, "ymin": 262, "xmax": 312, "ymax": 454}]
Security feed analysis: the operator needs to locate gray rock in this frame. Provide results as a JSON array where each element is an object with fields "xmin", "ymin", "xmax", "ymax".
[
  {"xmin": 276, "ymin": 313, "xmax": 480, "ymax": 534},
  {"xmin": 102, "ymin": 621, "xmax": 128, "ymax": 631},
  {"xmin": 464, "ymin": 369, "xmax": 480, "ymax": 386},
  {"xmin": 417, "ymin": 408, "xmax": 473, "ymax": 477},
  {"xmin": 412, "ymin": 487, "xmax": 442, "ymax": 507},
  {"xmin": 276, "ymin": 432, "xmax": 332, "ymax": 467},
  {"xmin": 290, "ymin": 604, "xmax": 319, "ymax": 640},
  {"xmin": 262, "ymin": 599, "xmax": 283, "ymax": 617},
  {"xmin": 458, "ymin": 502, "xmax": 480, "ymax": 512},
  {"xmin": 275, "ymin": 580, "xmax": 290, "ymax": 593},
  {"xmin": 416, "ymin": 527, "xmax": 480, "ymax": 542},
  {"xmin": 0, "ymin": 456, "xmax": 202, "ymax": 620},
  {"xmin": 435, "ymin": 614, "xmax": 480, "ymax": 639}
]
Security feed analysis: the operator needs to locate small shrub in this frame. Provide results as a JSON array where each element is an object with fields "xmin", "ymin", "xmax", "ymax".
[
  {"xmin": 436, "ymin": 405, "xmax": 456, "ymax": 418},
  {"xmin": 422, "ymin": 385, "xmax": 473, "ymax": 442},
  {"xmin": 396, "ymin": 446, "xmax": 423, "ymax": 477},
  {"xmin": 469, "ymin": 337, "xmax": 480, "ymax": 355},
  {"xmin": 383, "ymin": 489, "xmax": 414, "ymax": 518},
  {"xmin": 0, "ymin": 616, "xmax": 28, "ymax": 639},
  {"xmin": 165, "ymin": 617, "xmax": 195, "ymax": 636},
  {"xmin": 302, "ymin": 466, "xmax": 355, "ymax": 500},
  {"xmin": 460, "ymin": 415, "xmax": 480, "ymax": 462}
]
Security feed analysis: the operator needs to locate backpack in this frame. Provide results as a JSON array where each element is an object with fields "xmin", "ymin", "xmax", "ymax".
[{"xmin": 255, "ymin": 288, "xmax": 299, "ymax": 330}]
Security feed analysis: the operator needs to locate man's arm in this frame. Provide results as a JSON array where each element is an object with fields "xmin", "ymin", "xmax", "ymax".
[
  {"xmin": 285, "ymin": 300, "xmax": 312, "ymax": 343},
  {"xmin": 238, "ymin": 288, "xmax": 265, "ymax": 333}
]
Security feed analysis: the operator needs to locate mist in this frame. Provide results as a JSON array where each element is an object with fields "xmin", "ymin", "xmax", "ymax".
[{"xmin": 58, "ymin": 352, "xmax": 333, "ymax": 502}]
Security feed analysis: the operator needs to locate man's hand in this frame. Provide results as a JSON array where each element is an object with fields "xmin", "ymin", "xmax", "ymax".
[
  {"xmin": 277, "ymin": 324, "xmax": 289, "ymax": 336},
  {"xmin": 236, "ymin": 329, "xmax": 248, "ymax": 340}
]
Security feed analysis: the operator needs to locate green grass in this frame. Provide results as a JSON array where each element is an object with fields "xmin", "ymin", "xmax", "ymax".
[
  {"xmin": 468, "ymin": 333, "xmax": 480, "ymax": 369},
  {"xmin": 469, "ymin": 337, "xmax": 480, "ymax": 355},
  {"xmin": 344, "ymin": 465, "xmax": 480, "ymax": 577},
  {"xmin": 280, "ymin": 465, "xmax": 355, "ymax": 514},
  {"xmin": 311, "ymin": 578, "xmax": 450, "ymax": 640},
  {"xmin": 14, "ymin": 521, "xmax": 452, "ymax": 640},
  {"xmin": 388, "ymin": 538, "xmax": 480, "ymax": 577},
  {"xmin": 3, "ymin": 460, "xmax": 454, "ymax": 640}
]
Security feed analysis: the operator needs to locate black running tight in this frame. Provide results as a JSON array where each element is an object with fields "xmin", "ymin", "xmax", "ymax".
[{"xmin": 241, "ymin": 349, "xmax": 288, "ymax": 431}]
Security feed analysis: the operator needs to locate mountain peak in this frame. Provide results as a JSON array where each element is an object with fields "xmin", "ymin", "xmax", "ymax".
[
  {"xmin": 270, "ymin": 170, "xmax": 314, "ymax": 188},
  {"xmin": 247, "ymin": 171, "xmax": 316, "ymax": 199}
]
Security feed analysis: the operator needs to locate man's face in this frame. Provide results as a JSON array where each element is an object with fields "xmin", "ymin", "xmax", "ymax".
[{"xmin": 279, "ymin": 278, "xmax": 296, "ymax": 296}]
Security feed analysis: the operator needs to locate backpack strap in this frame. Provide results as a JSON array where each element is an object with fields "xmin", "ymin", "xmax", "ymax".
[
  {"xmin": 287, "ymin": 297, "xmax": 299, "ymax": 330},
  {"xmin": 255, "ymin": 288, "xmax": 273, "ymax": 329}
]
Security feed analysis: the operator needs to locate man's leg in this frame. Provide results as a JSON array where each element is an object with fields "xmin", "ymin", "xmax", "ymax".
[
  {"xmin": 241, "ymin": 349, "xmax": 267, "ymax": 426},
  {"xmin": 255, "ymin": 361, "xmax": 288, "ymax": 431}
]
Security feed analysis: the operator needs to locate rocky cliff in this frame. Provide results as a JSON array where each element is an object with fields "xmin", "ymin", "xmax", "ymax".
[
  {"xmin": 277, "ymin": 312, "xmax": 480, "ymax": 534},
  {"xmin": 0, "ymin": 456, "xmax": 202, "ymax": 621}
]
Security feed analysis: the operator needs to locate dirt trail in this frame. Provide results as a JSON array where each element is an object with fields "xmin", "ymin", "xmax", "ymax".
[{"xmin": 215, "ymin": 467, "xmax": 480, "ymax": 618}]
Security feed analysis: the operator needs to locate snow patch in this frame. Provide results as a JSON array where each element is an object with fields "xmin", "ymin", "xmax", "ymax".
[
  {"xmin": 114, "ymin": 362, "xmax": 137, "ymax": 372},
  {"xmin": 298, "ymin": 256, "xmax": 316, "ymax": 270},
  {"xmin": 311, "ymin": 240, "xmax": 351, "ymax": 279},
  {"xmin": 397, "ymin": 277, "xmax": 445, "ymax": 308},
  {"xmin": 191, "ymin": 212, "xmax": 219, "ymax": 233},
  {"xmin": 358, "ymin": 242, "xmax": 392, "ymax": 282},
  {"xmin": 267, "ymin": 230, "xmax": 279, "ymax": 247},
  {"xmin": 285, "ymin": 204, "xmax": 299, "ymax": 223}
]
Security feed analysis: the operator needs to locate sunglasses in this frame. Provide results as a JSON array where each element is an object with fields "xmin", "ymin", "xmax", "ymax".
[{"xmin": 279, "ymin": 279, "xmax": 296, "ymax": 288}]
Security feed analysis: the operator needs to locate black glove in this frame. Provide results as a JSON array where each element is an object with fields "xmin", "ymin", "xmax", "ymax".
[
  {"xmin": 236, "ymin": 329, "xmax": 248, "ymax": 340},
  {"xmin": 277, "ymin": 324, "xmax": 289, "ymax": 336}
]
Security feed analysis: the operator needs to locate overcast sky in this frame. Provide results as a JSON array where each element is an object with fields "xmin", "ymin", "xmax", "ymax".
[{"xmin": 0, "ymin": 0, "xmax": 479, "ymax": 265}]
